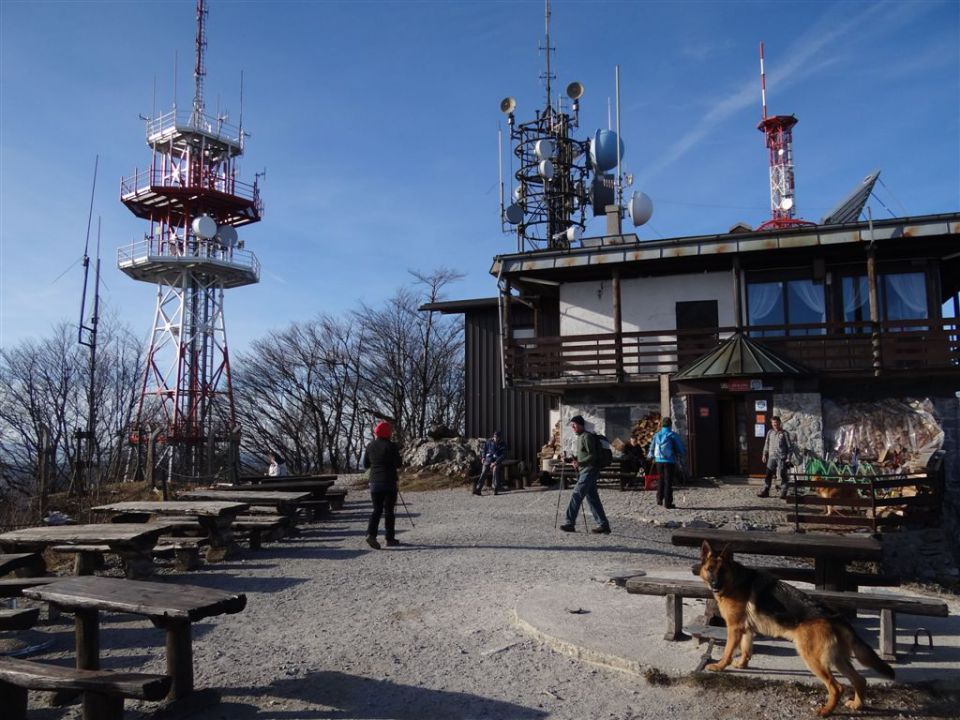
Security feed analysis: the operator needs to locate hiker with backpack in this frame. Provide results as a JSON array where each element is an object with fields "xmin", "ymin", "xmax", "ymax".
[
  {"xmin": 647, "ymin": 416, "xmax": 686, "ymax": 509},
  {"xmin": 559, "ymin": 415, "xmax": 611, "ymax": 534}
]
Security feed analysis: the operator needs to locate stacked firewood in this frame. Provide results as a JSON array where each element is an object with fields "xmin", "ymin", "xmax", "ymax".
[
  {"xmin": 538, "ymin": 421, "xmax": 562, "ymax": 463},
  {"xmin": 629, "ymin": 412, "xmax": 662, "ymax": 451}
]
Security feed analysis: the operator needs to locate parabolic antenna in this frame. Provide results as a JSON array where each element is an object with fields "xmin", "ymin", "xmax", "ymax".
[
  {"xmin": 590, "ymin": 129, "xmax": 624, "ymax": 173},
  {"xmin": 780, "ymin": 197, "xmax": 795, "ymax": 211},
  {"xmin": 566, "ymin": 81, "xmax": 584, "ymax": 100},
  {"xmin": 500, "ymin": 96, "xmax": 517, "ymax": 114},
  {"xmin": 505, "ymin": 204, "xmax": 524, "ymax": 225},
  {"xmin": 512, "ymin": 185, "xmax": 525, "ymax": 202},
  {"xmin": 535, "ymin": 138, "xmax": 555, "ymax": 160},
  {"xmin": 566, "ymin": 226, "xmax": 583, "ymax": 244},
  {"xmin": 217, "ymin": 224, "xmax": 238, "ymax": 247},
  {"xmin": 629, "ymin": 191, "xmax": 654, "ymax": 226},
  {"xmin": 538, "ymin": 160, "xmax": 555, "ymax": 180},
  {"xmin": 192, "ymin": 214, "xmax": 217, "ymax": 239}
]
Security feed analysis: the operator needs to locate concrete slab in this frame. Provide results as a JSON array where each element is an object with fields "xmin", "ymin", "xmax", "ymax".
[{"xmin": 513, "ymin": 569, "xmax": 960, "ymax": 691}]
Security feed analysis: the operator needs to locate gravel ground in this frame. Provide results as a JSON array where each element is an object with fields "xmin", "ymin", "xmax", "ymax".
[{"xmin": 24, "ymin": 477, "xmax": 958, "ymax": 720}]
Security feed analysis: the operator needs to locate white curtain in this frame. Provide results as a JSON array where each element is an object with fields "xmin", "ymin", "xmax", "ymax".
[
  {"xmin": 885, "ymin": 272, "xmax": 927, "ymax": 318},
  {"xmin": 842, "ymin": 276, "xmax": 868, "ymax": 316},
  {"xmin": 789, "ymin": 280, "xmax": 825, "ymax": 321},
  {"xmin": 748, "ymin": 282, "xmax": 782, "ymax": 324}
]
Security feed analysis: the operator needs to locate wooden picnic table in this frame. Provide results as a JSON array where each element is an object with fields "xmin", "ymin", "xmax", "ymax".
[
  {"xmin": 179, "ymin": 489, "xmax": 309, "ymax": 513},
  {"xmin": 0, "ymin": 525, "xmax": 173, "ymax": 579},
  {"xmin": 671, "ymin": 527, "xmax": 884, "ymax": 592},
  {"xmin": 239, "ymin": 474, "xmax": 336, "ymax": 485},
  {"xmin": 0, "ymin": 552, "xmax": 45, "ymax": 578},
  {"xmin": 92, "ymin": 501, "xmax": 249, "ymax": 561},
  {"xmin": 23, "ymin": 575, "xmax": 245, "ymax": 700}
]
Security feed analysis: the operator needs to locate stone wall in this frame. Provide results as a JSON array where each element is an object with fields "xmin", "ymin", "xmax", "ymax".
[
  {"xmin": 880, "ymin": 527, "xmax": 959, "ymax": 588},
  {"xmin": 932, "ymin": 395, "xmax": 960, "ymax": 567},
  {"xmin": 670, "ymin": 395, "xmax": 688, "ymax": 445},
  {"xmin": 558, "ymin": 402, "xmax": 660, "ymax": 455},
  {"xmin": 772, "ymin": 392, "xmax": 824, "ymax": 460}
]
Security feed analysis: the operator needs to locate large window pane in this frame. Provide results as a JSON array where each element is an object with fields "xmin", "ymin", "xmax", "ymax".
[
  {"xmin": 883, "ymin": 272, "xmax": 927, "ymax": 323},
  {"xmin": 747, "ymin": 281, "xmax": 784, "ymax": 337},
  {"xmin": 841, "ymin": 276, "xmax": 870, "ymax": 332},
  {"xmin": 786, "ymin": 280, "xmax": 825, "ymax": 335}
]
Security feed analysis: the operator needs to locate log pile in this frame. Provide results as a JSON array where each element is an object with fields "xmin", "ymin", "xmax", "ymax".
[
  {"xmin": 538, "ymin": 421, "xmax": 562, "ymax": 464},
  {"xmin": 629, "ymin": 412, "xmax": 662, "ymax": 452}
]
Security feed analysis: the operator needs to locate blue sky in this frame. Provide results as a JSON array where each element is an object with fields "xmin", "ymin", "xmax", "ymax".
[{"xmin": 2, "ymin": 0, "xmax": 958, "ymax": 351}]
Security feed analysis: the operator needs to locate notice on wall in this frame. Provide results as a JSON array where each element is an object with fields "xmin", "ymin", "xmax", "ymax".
[
  {"xmin": 755, "ymin": 400, "xmax": 767, "ymax": 412},
  {"xmin": 754, "ymin": 423, "xmax": 766, "ymax": 438},
  {"xmin": 699, "ymin": 407, "xmax": 710, "ymax": 417},
  {"xmin": 756, "ymin": 414, "xmax": 766, "ymax": 424}
]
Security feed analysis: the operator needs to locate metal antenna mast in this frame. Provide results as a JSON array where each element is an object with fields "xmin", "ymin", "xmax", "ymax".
[
  {"xmin": 540, "ymin": 0, "xmax": 554, "ymax": 114},
  {"xmin": 192, "ymin": 0, "xmax": 208, "ymax": 121}
]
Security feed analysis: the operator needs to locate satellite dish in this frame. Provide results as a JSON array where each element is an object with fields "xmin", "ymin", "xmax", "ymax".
[
  {"xmin": 590, "ymin": 129, "xmax": 624, "ymax": 172},
  {"xmin": 628, "ymin": 191, "xmax": 654, "ymax": 226},
  {"xmin": 191, "ymin": 215, "xmax": 217, "ymax": 239},
  {"xmin": 566, "ymin": 81, "xmax": 584, "ymax": 100},
  {"xmin": 217, "ymin": 225, "xmax": 238, "ymax": 247},
  {"xmin": 566, "ymin": 226, "xmax": 583, "ymax": 243},
  {"xmin": 535, "ymin": 138, "xmax": 555, "ymax": 160},
  {"xmin": 780, "ymin": 197, "xmax": 795, "ymax": 211},
  {"xmin": 500, "ymin": 96, "xmax": 517, "ymax": 114},
  {"xmin": 505, "ymin": 204, "xmax": 524, "ymax": 224},
  {"xmin": 538, "ymin": 160, "xmax": 555, "ymax": 180}
]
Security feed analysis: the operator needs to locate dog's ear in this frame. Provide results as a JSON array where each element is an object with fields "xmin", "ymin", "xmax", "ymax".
[
  {"xmin": 719, "ymin": 544, "xmax": 733, "ymax": 563},
  {"xmin": 700, "ymin": 541, "xmax": 712, "ymax": 561}
]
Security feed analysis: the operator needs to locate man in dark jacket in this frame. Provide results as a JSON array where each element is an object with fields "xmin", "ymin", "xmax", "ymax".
[
  {"xmin": 363, "ymin": 421, "xmax": 403, "ymax": 549},
  {"xmin": 473, "ymin": 430, "xmax": 507, "ymax": 496},
  {"xmin": 560, "ymin": 415, "xmax": 611, "ymax": 534}
]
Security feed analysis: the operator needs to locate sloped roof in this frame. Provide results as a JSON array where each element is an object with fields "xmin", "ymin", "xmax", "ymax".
[{"xmin": 673, "ymin": 332, "xmax": 811, "ymax": 380}]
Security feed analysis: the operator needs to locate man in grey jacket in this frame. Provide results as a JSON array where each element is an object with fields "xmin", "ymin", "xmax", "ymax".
[
  {"xmin": 758, "ymin": 415, "xmax": 793, "ymax": 498},
  {"xmin": 559, "ymin": 415, "xmax": 611, "ymax": 534}
]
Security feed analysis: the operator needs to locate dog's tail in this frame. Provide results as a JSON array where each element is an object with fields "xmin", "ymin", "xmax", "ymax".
[{"xmin": 838, "ymin": 622, "xmax": 895, "ymax": 678}]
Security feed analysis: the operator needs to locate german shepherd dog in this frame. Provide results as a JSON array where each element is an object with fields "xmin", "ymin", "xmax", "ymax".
[
  {"xmin": 694, "ymin": 541, "xmax": 894, "ymax": 716},
  {"xmin": 813, "ymin": 476, "xmax": 861, "ymax": 517}
]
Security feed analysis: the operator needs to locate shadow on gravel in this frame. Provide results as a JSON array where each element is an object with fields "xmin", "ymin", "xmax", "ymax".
[
  {"xmin": 243, "ymin": 546, "xmax": 368, "ymax": 562},
  {"xmin": 162, "ymin": 573, "xmax": 310, "ymax": 594},
  {"xmin": 392, "ymin": 542, "xmax": 690, "ymax": 559},
  {"xmin": 217, "ymin": 670, "xmax": 549, "ymax": 719}
]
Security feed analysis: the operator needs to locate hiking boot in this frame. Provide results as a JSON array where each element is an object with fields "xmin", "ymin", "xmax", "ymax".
[
  {"xmin": 385, "ymin": 538, "xmax": 401, "ymax": 547},
  {"xmin": 365, "ymin": 536, "xmax": 381, "ymax": 550},
  {"xmin": 664, "ymin": 504, "xmax": 676, "ymax": 510},
  {"xmin": 472, "ymin": 489, "xmax": 482, "ymax": 496},
  {"xmin": 559, "ymin": 524, "xmax": 576, "ymax": 532},
  {"xmin": 757, "ymin": 488, "xmax": 770, "ymax": 498},
  {"xmin": 591, "ymin": 525, "xmax": 611, "ymax": 534},
  {"xmin": 779, "ymin": 487, "xmax": 789, "ymax": 499}
]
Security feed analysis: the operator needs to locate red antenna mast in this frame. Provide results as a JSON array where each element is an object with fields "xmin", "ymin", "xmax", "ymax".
[{"xmin": 756, "ymin": 42, "xmax": 814, "ymax": 231}]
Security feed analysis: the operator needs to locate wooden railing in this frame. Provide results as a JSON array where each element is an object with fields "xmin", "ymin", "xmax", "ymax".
[{"xmin": 506, "ymin": 319, "xmax": 959, "ymax": 384}]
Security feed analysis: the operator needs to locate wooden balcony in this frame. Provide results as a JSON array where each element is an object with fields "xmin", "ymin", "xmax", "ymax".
[{"xmin": 505, "ymin": 319, "xmax": 960, "ymax": 387}]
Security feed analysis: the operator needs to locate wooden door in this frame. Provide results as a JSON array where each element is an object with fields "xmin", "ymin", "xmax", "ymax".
[
  {"xmin": 676, "ymin": 300, "xmax": 719, "ymax": 369},
  {"xmin": 745, "ymin": 393, "xmax": 773, "ymax": 476},
  {"xmin": 688, "ymin": 394, "xmax": 719, "ymax": 479}
]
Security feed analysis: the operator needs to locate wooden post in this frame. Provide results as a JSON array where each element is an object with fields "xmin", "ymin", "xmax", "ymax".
[
  {"xmin": 732, "ymin": 257, "xmax": 744, "ymax": 330},
  {"xmin": 75, "ymin": 608, "xmax": 100, "ymax": 670},
  {"xmin": 82, "ymin": 693, "xmax": 124, "ymax": 720},
  {"xmin": 164, "ymin": 619, "xmax": 194, "ymax": 699},
  {"xmin": 866, "ymin": 247, "xmax": 881, "ymax": 376},
  {"xmin": 659, "ymin": 374, "xmax": 671, "ymax": 419},
  {"xmin": 879, "ymin": 608, "xmax": 897, "ymax": 661},
  {"xmin": 612, "ymin": 269, "xmax": 624, "ymax": 381},
  {"xmin": 664, "ymin": 593, "xmax": 685, "ymax": 641}
]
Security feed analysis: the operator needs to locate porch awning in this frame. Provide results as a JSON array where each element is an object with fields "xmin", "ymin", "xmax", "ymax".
[{"xmin": 673, "ymin": 332, "xmax": 811, "ymax": 380}]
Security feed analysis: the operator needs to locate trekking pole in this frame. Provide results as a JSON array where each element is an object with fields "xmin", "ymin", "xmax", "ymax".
[
  {"xmin": 397, "ymin": 489, "xmax": 416, "ymax": 528},
  {"xmin": 554, "ymin": 456, "xmax": 566, "ymax": 528}
]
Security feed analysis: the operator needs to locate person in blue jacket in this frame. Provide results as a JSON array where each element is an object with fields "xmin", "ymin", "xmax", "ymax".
[
  {"xmin": 473, "ymin": 430, "xmax": 507, "ymax": 495},
  {"xmin": 647, "ymin": 416, "xmax": 686, "ymax": 509}
]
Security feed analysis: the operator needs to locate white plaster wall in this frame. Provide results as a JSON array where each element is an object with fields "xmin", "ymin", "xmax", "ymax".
[{"xmin": 559, "ymin": 272, "xmax": 736, "ymax": 335}]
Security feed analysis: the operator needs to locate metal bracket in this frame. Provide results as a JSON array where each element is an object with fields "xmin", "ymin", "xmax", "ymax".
[
  {"xmin": 911, "ymin": 627, "xmax": 933, "ymax": 653},
  {"xmin": 695, "ymin": 638, "xmax": 717, "ymax": 672}
]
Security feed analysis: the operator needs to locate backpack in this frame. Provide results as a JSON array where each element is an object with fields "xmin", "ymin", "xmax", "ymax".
[{"xmin": 594, "ymin": 433, "xmax": 614, "ymax": 469}]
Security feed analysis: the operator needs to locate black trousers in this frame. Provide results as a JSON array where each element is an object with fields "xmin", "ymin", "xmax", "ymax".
[
  {"xmin": 656, "ymin": 462, "xmax": 676, "ymax": 506},
  {"xmin": 367, "ymin": 489, "xmax": 397, "ymax": 540}
]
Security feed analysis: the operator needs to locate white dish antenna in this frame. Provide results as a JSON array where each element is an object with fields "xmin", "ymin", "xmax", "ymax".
[
  {"xmin": 779, "ymin": 197, "xmax": 795, "ymax": 211},
  {"xmin": 566, "ymin": 226, "xmax": 583, "ymax": 243},
  {"xmin": 535, "ymin": 138, "xmax": 555, "ymax": 160},
  {"xmin": 566, "ymin": 81, "xmax": 584, "ymax": 100},
  {"xmin": 628, "ymin": 191, "xmax": 654, "ymax": 226},
  {"xmin": 505, "ymin": 204, "xmax": 524, "ymax": 225},
  {"xmin": 192, "ymin": 215, "xmax": 217, "ymax": 239},
  {"xmin": 217, "ymin": 224, "xmax": 238, "ymax": 248},
  {"xmin": 500, "ymin": 96, "xmax": 517, "ymax": 114},
  {"xmin": 512, "ymin": 185, "xmax": 525, "ymax": 202},
  {"xmin": 538, "ymin": 160, "xmax": 555, "ymax": 180}
]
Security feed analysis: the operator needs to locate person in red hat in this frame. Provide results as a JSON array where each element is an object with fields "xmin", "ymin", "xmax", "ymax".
[{"xmin": 363, "ymin": 420, "xmax": 403, "ymax": 549}]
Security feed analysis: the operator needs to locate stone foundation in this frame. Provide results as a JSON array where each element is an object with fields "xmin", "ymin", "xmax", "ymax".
[{"xmin": 772, "ymin": 392, "xmax": 824, "ymax": 460}]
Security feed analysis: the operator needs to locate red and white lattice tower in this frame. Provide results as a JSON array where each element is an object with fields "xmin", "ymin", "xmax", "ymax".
[
  {"xmin": 118, "ymin": 0, "xmax": 262, "ymax": 477},
  {"xmin": 756, "ymin": 42, "xmax": 814, "ymax": 231}
]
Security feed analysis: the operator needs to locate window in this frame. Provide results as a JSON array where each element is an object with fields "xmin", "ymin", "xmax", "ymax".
[
  {"xmin": 841, "ymin": 276, "xmax": 870, "ymax": 332},
  {"xmin": 839, "ymin": 272, "xmax": 928, "ymax": 330},
  {"xmin": 747, "ymin": 279, "xmax": 825, "ymax": 336}
]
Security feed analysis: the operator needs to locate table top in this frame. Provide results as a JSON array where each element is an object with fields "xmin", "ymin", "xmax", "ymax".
[
  {"xmin": 23, "ymin": 575, "xmax": 246, "ymax": 621},
  {"xmin": 179, "ymin": 490, "xmax": 311, "ymax": 505},
  {"xmin": 671, "ymin": 528, "xmax": 883, "ymax": 561},
  {"xmin": 92, "ymin": 500, "xmax": 250, "ymax": 518},
  {"xmin": 240, "ymin": 474, "xmax": 336, "ymax": 485},
  {"xmin": 225, "ymin": 480, "xmax": 333, "ymax": 494},
  {"xmin": 0, "ymin": 552, "xmax": 43, "ymax": 577},
  {"xmin": 0, "ymin": 524, "xmax": 172, "ymax": 548}
]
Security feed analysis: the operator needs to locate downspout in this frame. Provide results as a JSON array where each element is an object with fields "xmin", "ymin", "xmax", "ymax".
[{"xmin": 496, "ymin": 260, "xmax": 507, "ymax": 391}]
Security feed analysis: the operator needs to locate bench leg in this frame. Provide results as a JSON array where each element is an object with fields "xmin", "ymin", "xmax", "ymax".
[
  {"xmin": 249, "ymin": 530, "xmax": 262, "ymax": 551},
  {"xmin": 880, "ymin": 609, "xmax": 897, "ymax": 662},
  {"xmin": 74, "ymin": 551, "xmax": 103, "ymax": 576},
  {"xmin": 174, "ymin": 547, "xmax": 201, "ymax": 571},
  {"xmin": 665, "ymin": 593, "xmax": 686, "ymax": 641},
  {"xmin": 0, "ymin": 680, "xmax": 27, "ymax": 720},
  {"xmin": 115, "ymin": 548, "xmax": 155, "ymax": 579},
  {"xmin": 82, "ymin": 692, "xmax": 124, "ymax": 720},
  {"xmin": 203, "ymin": 517, "xmax": 239, "ymax": 562},
  {"xmin": 76, "ymin": 607, "xmax": 100, "ymax": 671},
  {"xmin": 165, "ymin": 619, "xmax": 194, "ymax": 700}
]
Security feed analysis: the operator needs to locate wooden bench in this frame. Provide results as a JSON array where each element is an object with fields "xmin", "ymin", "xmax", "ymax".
[
  {"xmin": 0, "ymin": 656, "xmax": 171, "ymax": 720},
  {"xmin": 758, "ymin": 566, "xmax": 900, "ymax": 588},
  {"xmin": 154, "ymin": 536, "xmax": 208, "ymax": 571},
  {"xmin": 232, "ymin": 516, "xmax": 286, "ymax": 550},
  {"xmin": 324, "ymin": 487, "xmax": 347, "ymax": 510},
  {"xmin": 0, "ymin": 553, "xmax": 46, "ymax": 578},
  {"xmin": 0, "ymin": 577, "xmax": 59, "ymax": 599},
  {"xmin": 0, "ymin": 608, "xmax": 40, "ymax": 632},
  {"xmin": 625, "ymin": 575, "xmax": 949, "ymax": 661},
  {"xmin": 299, "ymin": 499, "xmax": 330, "ymax": 520},
  {"xmin": 50, "ymin": 545, "xmax": 110, "ymax": 575}
]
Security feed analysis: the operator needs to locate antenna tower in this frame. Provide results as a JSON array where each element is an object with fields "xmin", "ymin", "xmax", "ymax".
[
  {"xmin": 756, "ymin": 42, "xmax": 814, "ymax": 231},
  {"xmin": 118, "ymin": 0, "xmax": 262, "ymax": 480}
]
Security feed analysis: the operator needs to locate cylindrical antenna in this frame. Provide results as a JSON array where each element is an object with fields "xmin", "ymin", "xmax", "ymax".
[
  {"xmin": 498, "ymin": 123, "xmax": 505, "ymax": 223},
  {"xmin": 78, "ymin": 155, "xmax": 99, "ymax": 343},
  {"xmin": 544, "ymin": 0, "xmax": 552, "ymax": 111},
  {"xmin": 615, "ymin": 64, "xmax": 622, "ymax": 209},
  {"xmin": 173, "ymin": 50, "xmax": 178, "ymax": 111},
  {"xmin": 759, "ymin": 41, "xmax": 768, "ymax": 120},
  {"xmin": 239, "ymin": 69, "xmax": 245, "ymax": 144},
  {"xmin": 607, "ymin": 97, "xmax": 612, "ymax": 130},
  {"xmin": 193, "ymin": 0, "xmax": 208, "ymax": 120}
]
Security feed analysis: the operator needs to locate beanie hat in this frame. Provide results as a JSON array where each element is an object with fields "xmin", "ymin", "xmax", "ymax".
[
  {"xmin": 374, "ymin": 421, "xmax": 392, "ymax": 439},
  {"xmin": 569, "ymin": 415, "xmax": 585, "ymax": 426}
]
